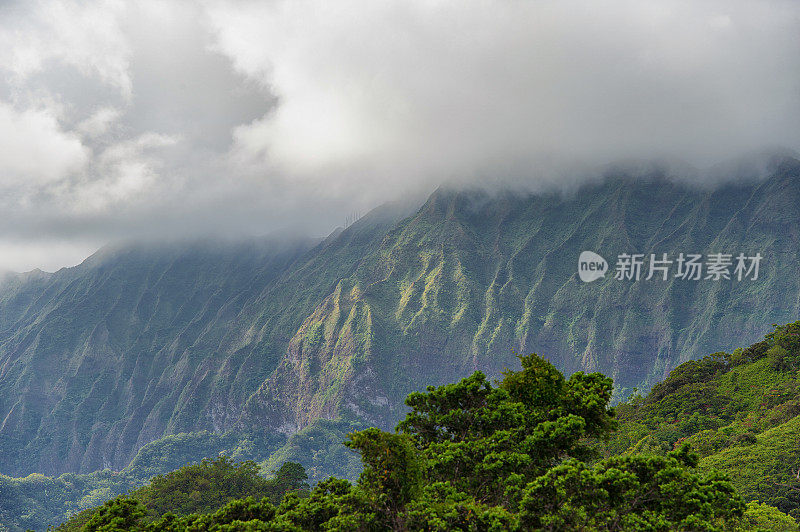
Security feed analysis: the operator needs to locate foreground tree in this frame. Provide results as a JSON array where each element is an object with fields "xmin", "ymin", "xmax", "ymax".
[
  {"xmin": 520, "ymin": 445, "xmax": 742, "ymax": 530},
  {"xmin": 371, "ymin": 353, "xmax": 743, "ymax": 530},
  {"xmin": 317, "ymin": 354, "xmax": 744, "ymax": 530},
  {"xmin": 397, "ymin": 354, "xmax": 617, "ymax": 509},
  {"xmin": 70, "ymin": 353, "xmax": 748, "ymax": 531}
]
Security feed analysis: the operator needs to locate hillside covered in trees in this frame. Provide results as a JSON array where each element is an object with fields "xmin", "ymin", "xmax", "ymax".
[{"xmin": 608, "ymin": 320, "xmax": 800, "ymax": 522}]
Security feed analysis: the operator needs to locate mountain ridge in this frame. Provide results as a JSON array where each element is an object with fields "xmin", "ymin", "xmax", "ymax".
[{"xmin": 2, "ymin": 159, "xmax": 800, "ymax": 477}]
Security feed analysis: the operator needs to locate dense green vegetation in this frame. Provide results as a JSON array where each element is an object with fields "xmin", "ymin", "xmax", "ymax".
[
  {"xmin": 609, "ymin": 321, "xmax": 800, "ymax": 520},
  {"xmin": 0, "ymin": 469, "xmax": 135, "ymax": 532},
  {"xmin": 0, "ymin": 426, "xmax": 357, "ymax": 531},
  {"xmin": 258, "ymin": 418, "xmax": 365, "ymax": 484},
  {"xmin": 122, "ymin": 431, "xmax": 284, "ymax": 482},
  {"xmin": 55, "ymin": 354, "xmax": 755, "ymax": 531},
  {"xmin": 55, "ymin": 456, "xmax": 309, "ymax": 532}
]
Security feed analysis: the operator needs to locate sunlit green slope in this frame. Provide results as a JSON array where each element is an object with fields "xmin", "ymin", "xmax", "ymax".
[{"xmin": 610, "ymin": 321, "xmax": 800, "ymax": 519}]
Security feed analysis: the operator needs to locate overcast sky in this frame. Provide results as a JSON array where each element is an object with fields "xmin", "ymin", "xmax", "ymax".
[{"xmin": 0, "ymin": 0, "xmax": 798, "ymax": 271}]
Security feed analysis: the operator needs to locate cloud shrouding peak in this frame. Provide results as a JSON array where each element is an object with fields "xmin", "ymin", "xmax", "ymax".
[
  {"xmin": 210, "ymin": 0, "xmax": 800, "ymax": 185},
  {"xmin": 0, "ymin": 0, "xmax": 799, "ymax": 271}
]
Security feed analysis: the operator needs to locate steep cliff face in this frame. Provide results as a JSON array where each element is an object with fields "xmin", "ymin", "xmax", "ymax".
[
  {"xmin": 2, "ymin": 160, "xmax": 800, "ymax": 477},
  {"xmin": 244, "ymin": 159, "xmax": 800, "ymax": 437},
  {"xmin": 0, "ymin": 240, "xmax": 316, "ymax": 475}
]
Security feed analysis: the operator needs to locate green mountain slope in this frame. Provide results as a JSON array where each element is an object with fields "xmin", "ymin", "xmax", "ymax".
[
  {"xmin": 609, "ymin": 320, "xmax": 800, "ymax": 518},
  {"xmin": 2, "ymin": 158, "xmax": 800, "ymax": 481},
  {"xmin": 0, "ymin": 239, "xmax": 316, "ymax": 476},
  {"xmin": 0, "ymin": 201, "xmax": 413, "ymax": 478}
]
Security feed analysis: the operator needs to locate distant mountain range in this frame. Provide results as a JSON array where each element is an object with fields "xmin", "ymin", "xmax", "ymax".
[{"xmin": 2, "ymin": 157, "xmax": 800, "ymax": 478}]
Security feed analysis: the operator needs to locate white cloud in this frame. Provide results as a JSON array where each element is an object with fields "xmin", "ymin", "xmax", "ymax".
[
  {"xmin": 65, "ymin": 133, "xmax": 181, "ymax": 214},
  {"xmin": 0, "ymin": 102, "xmax": 88, "ymax": 186},
  {"xmin": 208, "ymin": 0, "xmax": 800, "ymax": 196},
  {"xmin": 77, "ymin": 106, "xmax": 122, "ymax": 138},
  {"xmin": 0, "ymin": 0, "xmax": 132, "ymax": 96},
  {"xmin": 0, "ymin": 0, "xmax": 799, "ymax": 271}
]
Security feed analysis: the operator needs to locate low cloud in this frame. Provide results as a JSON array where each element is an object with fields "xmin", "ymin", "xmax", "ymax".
[
  {"xmin": 0, "ymin": 0, "xmax": 131, "ymax": 96},
  {"xmin": 0, "ymin": 102, "xmax": 88, "ymax": 185},
  {"xmin": 0, "ymin": 0, "xmax": 798, "ymax": 271},
  {"xmin": 210, "ymin": 0, "xmax": 800, "ymax": 191}
]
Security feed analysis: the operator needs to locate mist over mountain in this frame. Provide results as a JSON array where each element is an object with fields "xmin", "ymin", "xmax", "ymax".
[
  {"xmin": 0, "ymin": 1, "xmax": 799, "ymax": 272},
  {"xmin": 0, "ymin": 158, "xmax": 798, "ymax": 479}
]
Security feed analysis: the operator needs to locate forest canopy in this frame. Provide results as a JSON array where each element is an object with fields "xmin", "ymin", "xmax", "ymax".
[{"xmin": 58, "ymin": 353, "xmax": 757, "ymax": 531}]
